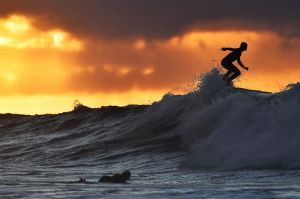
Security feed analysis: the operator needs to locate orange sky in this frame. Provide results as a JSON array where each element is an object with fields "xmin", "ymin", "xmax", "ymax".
[{"xmin": 0, "ymin": 14, "xmax": 300, "ymax": 114}]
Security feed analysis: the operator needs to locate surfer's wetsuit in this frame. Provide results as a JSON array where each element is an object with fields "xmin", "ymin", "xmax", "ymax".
[{"xmin": 221, "ymin": 42, "xmax": 248, "ymax": 84}]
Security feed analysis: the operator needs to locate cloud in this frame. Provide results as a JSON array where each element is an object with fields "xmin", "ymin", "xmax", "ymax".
[
  {"xmin": 0, "ymin": 1, "xmax": 299, "ymax": 96},
  {"xmin": 64, "ymin": 31, "xmax": 300, "ymax": 93},
  {"xmin": 0, "ymin": 15, "xmax": 299, "ymax": 95},
  {"xmin": 0, "ymin": 0, "xmax": 299, "ymax": 39}
]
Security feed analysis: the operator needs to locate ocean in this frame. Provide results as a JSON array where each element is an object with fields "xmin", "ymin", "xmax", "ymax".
[{"xmin": 1, "ymin": 68, "xmax": 300, "ymax": 198}]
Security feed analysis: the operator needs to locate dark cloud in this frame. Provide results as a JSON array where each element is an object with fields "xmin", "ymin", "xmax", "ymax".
[{"xmin": 0, "ymin": 0, "xmax": 299, "ymax": 39}]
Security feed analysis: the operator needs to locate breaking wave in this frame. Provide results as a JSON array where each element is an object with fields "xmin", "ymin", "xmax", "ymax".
[{"xmin": 1, "ymin": 68, "xmax": 300, "ymax": 171}]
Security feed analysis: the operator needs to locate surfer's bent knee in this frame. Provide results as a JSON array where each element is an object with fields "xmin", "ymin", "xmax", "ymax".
[{"xmin": 234, "ymin": 68, "xmax": 241, "ymax": 76}]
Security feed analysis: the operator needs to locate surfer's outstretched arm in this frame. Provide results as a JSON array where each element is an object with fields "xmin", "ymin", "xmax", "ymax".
[
  {"xmin": 237, "ymin": 57, "xmax": 249, "ymax": 71},
  {"xmin": 221, "ymin": 47, "xmax": 236, "ymax": 51}
]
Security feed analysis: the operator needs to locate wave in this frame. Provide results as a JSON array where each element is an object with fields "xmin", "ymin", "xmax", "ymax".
[
  {"xmin": 0, "ymin": 68, "xmax": 300, "ymax": 170},
  {"xmin": 181, "ymin": 69, "xmax": 300, "ymax": 170}
]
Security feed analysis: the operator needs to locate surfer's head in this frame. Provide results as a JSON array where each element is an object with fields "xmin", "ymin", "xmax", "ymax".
[
  {"xmin": 121, "ymin": 170, "xmax": 131, "ymax": 180},
  {"xmin": 240, "ymin": 42, "xmax": 248, "ymax": 51}
]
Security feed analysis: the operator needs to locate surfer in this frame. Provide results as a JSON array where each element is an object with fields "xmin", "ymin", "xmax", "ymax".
[
  {"xmin": 99, "ymin": 170, "xmax": 131, "ymax": 183},
  {"xmin": 221, "ymin": 42, "xmax": 249, "ymax": 85}
]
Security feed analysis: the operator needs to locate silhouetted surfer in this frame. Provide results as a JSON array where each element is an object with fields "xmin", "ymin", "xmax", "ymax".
[{"xmin": 221, "ymin": 42, "xmax": 249, "ymax": 85}]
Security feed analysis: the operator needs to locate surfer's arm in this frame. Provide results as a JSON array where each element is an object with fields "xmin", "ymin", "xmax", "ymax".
[
  {"xmin": 221, "ymin": 47, "xmax": 236, "ymax": 51},
  {"xmin": 237, "ymin": 57, "xmax": 249, "ymax": 70}
]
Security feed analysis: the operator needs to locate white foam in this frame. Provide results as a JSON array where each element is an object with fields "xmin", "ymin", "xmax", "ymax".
[
  {"xmin": 141, "ymin": 67, "xmax": 300, "ymax": 170},
  {"xmin": 171, "ymin": 68, "xmax": 300, "ymax": 170}
]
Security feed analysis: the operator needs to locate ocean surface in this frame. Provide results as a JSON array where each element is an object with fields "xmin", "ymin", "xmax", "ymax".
[{"xmin": 1, "ymin": 68, "xmax": 300, "ymax": 198}]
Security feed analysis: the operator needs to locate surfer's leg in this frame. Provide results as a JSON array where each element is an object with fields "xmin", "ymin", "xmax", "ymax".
[
  {"xmin": 221, "ymin": 63, "xmax": 233, "ymax": 81},
  {"xmin": 227, "ymin": 65, "xmax": 241, "ymax": 83},
  {"xmin": 223, "ymin": 70, "xmax": 232, "ymax": 80}
]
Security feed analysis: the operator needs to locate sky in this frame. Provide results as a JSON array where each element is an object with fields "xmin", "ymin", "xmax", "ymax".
[{"xmin": 0, "ymin": 0, "xmax": 299, "ymax": 114}]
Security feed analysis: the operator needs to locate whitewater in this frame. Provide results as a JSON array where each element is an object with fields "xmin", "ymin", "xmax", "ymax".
[{"xmin": 1, "ymin": 68, "xmax": 300, "ymax": 198}]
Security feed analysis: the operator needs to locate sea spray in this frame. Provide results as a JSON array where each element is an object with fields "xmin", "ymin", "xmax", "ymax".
[{"xmin": 181, "ymin": 70, "xmax": 300, "ymax": 170}]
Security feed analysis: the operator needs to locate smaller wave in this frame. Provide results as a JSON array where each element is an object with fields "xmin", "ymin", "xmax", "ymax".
[{"xmin": 73, "ymin": 100, "xmax": 92, "ymax": 113}]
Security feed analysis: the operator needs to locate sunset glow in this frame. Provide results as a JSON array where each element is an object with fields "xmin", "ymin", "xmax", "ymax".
[
  {"xmin": 0, "ymin": 12, "xmax": 299, "ymax": 114},
  {"xmin": 0, "ymin": 15, "xmax": 83, "ymax": 50}
]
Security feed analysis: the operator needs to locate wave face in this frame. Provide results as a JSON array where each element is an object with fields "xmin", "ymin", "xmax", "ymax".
[{"xmin": 1, "ymin": 68, "xmax": 300, "ymax": 171}]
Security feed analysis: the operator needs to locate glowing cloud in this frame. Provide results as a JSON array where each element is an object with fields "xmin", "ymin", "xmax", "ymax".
[
  {"xmin": 143, "ymin": 67, "xmax": 155, "ymax": 75},
  {"xmin": 133, "ymin": 39, "xmax": 147, "ymax": 50},
  {"xmin": 0, "ymin": 15, "xmax": 83, "ymax": 50},
  {"xmin": 4, "ymin": 15, "xmax": 30, "ymax": 33},
  {"xmin": 0, "ymin": 14, "xmax": 86, "ymax": 98}
]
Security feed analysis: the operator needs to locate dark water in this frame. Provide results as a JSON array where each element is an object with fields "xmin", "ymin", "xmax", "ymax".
[{"xmin": 1, "ymin": 69, "xmax": 300, "ymax": 198}]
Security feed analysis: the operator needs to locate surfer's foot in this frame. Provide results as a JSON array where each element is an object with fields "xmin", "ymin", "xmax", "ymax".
[{"xmin": 226, "ymin": 80, "xmax": 233, "ymax": 86}]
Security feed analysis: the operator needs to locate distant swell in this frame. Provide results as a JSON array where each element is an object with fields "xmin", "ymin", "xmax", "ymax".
[{"xmin": 0, "ymin": 68, "xmax": 300, "ymax": 170}]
